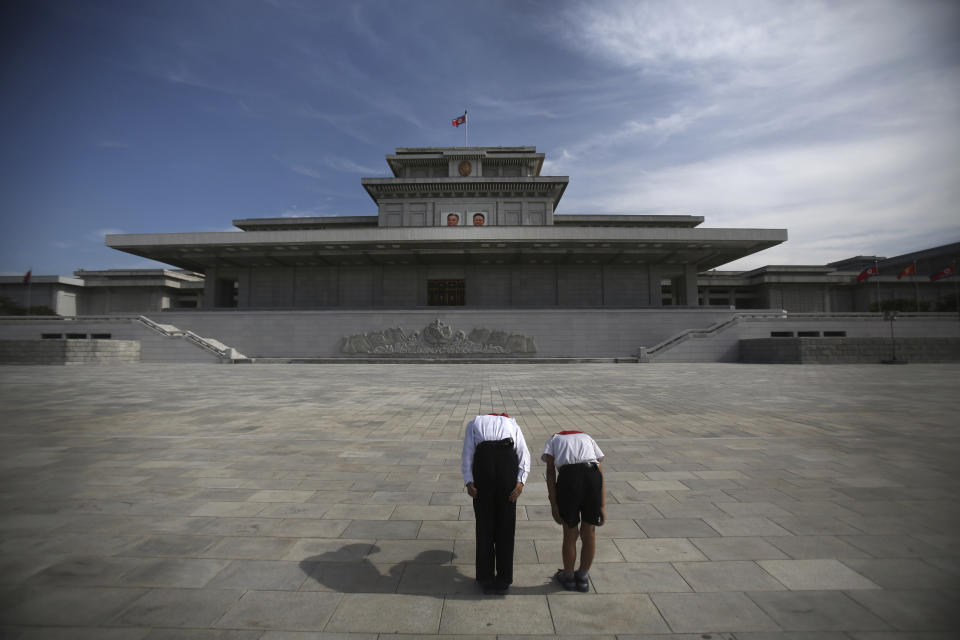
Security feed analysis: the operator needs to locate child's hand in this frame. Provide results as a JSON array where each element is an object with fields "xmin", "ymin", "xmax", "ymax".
[
  {"xmin": 466, "ymin": 482, "xmax": 478, "ymax": 498},
  {"xmin": 597, "ymin": 506, "xmax": 606, "ymax": 526},
  {"xmin": 508, "ymin": 482, "xmax": 524, "ymax": 502}
]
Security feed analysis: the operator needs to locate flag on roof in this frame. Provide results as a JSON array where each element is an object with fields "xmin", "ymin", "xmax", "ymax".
[
  {"xmin": 896, "ymin": 262, "xmax": 916, "ymax": 280},
  {"xmin": 857, "ymin": 264, "xmax": 878, "ymax": 283},
  {"xmin": 452, "ymin": 113, "xmax": 466, "ymax": 127},
  {"xmin": 23, "ymin": 269, "xmax": 31, "ymax": 285},
  {"xmin": 930, "ymin": 264, "xmax": 956, "ymax": 281}
]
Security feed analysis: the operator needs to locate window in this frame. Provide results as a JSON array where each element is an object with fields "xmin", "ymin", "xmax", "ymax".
[
  {"xmin": 770, "ymin": 331, "xmax": 794, "ymax": 337},
  {"xmin": 428, "ymin": 279, "xmax": 465, "ymax": 306}
]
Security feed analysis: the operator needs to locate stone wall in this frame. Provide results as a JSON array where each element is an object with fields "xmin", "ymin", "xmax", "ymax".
[
  {"xmin": 157, "ymin": 308, "xmax": 740, "ymax": 359},
  {"xmin": 0, "ymin": 319, "xmax": 224, "ymax": 363},
  {"xmin": 740, "ymin": 337, "xmax": 960, "ymax": 363},
  {"xmin": 0, "ymin": 339, "xmax": 140, "ymax": 365},
  {"xmin": 651, "ymin": 314, "xmax": 960, "ymax": 362}
]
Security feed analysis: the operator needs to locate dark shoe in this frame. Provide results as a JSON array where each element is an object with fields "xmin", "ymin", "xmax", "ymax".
[
  {"xmin": 554, "ymin": 569, "xmax": 575, "ymax": 591},
  {"xmin": 573, "ymin": 571, "xmax": 590, "ymax": 593},
  {"xmin": 493, "ymin": 582, "xmax": 509, "ymax": 595}
]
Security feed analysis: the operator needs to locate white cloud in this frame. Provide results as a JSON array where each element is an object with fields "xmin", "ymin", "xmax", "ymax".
[
  {"xmin": 295, "ymin": 105, "xmax": 379, "ymax": 146},
  {"xmin": 278, "ymin": 206, "xmax": 327, "ymax": 218},
  {"xmin": 558, "ymin": 130, "xmax": 960, "ymax": 268},
  {"xmin": 323, "ymin": 155, "xmax": 383, "ymax": 175},
  {"xmin": 285, "ymin": 162, "xmax": 325, "ymax": 180},
  {"xmin": 86, "ymin": 229, "xmax": 126, "ymax": 242},
  {"xmin": 554, "ymin": 1, "xmax": 950, "ymax": 92},
  {"xmin": 541, "ymin": 0, "xmax": 960, "ymax": 268},
  {"xmin": 543, "ymin": 105, "xmax": 717, "ymax": 175}
]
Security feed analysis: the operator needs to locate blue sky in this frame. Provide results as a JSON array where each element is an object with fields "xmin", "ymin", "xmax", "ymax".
[{"xmin": 1, "ymin": 0, "xmax": 958, "ymax": 276}]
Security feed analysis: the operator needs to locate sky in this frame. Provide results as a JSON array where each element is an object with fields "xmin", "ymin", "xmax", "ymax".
[{"xmin": 1, "ymin": 0, "xmax": 958, "ymax": 276}]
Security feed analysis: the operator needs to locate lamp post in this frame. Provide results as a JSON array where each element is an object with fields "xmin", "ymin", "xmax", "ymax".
[{"xmin": 881, "ymin": 310, "xmax": 907, "ymax": 364}]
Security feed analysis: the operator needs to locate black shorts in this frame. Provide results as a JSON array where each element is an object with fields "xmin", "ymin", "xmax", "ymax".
[{"xmin": 556, "ymin": 462, "xmax": 602, "ymax": 528}]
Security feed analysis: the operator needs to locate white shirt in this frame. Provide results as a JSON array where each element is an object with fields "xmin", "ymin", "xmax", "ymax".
[
  {"xmin": 461, "ymin": 414, "xmax": 531, "ymax": 485},
  {"xmin": 541, "ymin": 431, "xmax": 604, "ymax": 468}
]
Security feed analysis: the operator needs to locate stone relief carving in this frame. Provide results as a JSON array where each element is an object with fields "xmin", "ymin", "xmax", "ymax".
[{"xmin": 342, "ymin": 319, "xmax": 537, "ymax": 355}]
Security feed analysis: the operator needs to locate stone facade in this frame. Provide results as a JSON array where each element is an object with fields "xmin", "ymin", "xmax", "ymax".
[
  {"xmin": 103, "ymin": 146, "xmax": 786, "ymax": 312},
  {"xmin": 0, "ymin": 339, "xmax": 140, "ymax": 365},
  {"xmin": 740, "ymin": 336, "xmax": 960, "ymax": 363}
]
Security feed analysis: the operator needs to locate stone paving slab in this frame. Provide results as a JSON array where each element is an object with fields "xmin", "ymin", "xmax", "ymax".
[{"xmin": 1, "ymin": 362, "xmax": 959, "ymax": 638}]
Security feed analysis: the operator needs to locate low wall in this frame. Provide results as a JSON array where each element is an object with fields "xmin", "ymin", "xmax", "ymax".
[
  {"xmin": 0, "ymin": 339, "xmax": 140, "ymax": 365},
  {"xmin": 155, "ymin": 308, "xmax": 742, "ymax": 359},
  {"xmin": 740, "ymin": 337, "xmax": 960, "ymax": 364},
  {"xmin": 0, "ymin": 318, "xmax": 223, "ymax": 363},
  {"xmin": 652, "ymin": 314, "xmax": 960, "ymax": 362}
]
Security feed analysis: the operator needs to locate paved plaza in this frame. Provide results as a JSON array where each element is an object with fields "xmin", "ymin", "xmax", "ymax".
[{"xmin": 0, "ymin": 362, "xmax": 958, "ymax": 639}]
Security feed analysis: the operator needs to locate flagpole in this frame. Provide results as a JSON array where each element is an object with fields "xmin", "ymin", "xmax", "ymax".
[
  {"xmin": 874, "ymin": 259, "xmax": 882, "ymax": 313},
  {"xmin": 955, "ymin": 257, "xmax": 959, "ymax": 322},
  {"xmin": 913, "ymin": 261, "xmax": 919, "ymax": 312},
  {"xmin": 464, "ymin": 109, "xmax": 468, "ymax": 147}
]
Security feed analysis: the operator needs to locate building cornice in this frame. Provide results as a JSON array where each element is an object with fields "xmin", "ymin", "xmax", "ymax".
[
  {"xmin": 361, "ymin": 176, "xmax": 568, "ymax": 207},
  {"xmin": 106, "ymin": 226, "xmax": 787, "ymax": 272}
]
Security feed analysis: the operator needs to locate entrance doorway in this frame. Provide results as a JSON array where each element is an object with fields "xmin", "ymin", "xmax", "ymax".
[{"xmin": 427, "ymin": 279, "xmax": 465, "ymax": 306}]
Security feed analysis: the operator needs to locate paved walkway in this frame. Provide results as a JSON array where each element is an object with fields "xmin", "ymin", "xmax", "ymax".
[{"xmin": 0, "ymin": 362, "xmax": 958, "ymax": 639}]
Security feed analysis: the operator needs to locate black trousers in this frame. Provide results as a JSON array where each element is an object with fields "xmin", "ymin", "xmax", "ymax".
[{"xmin": 472, "ymin": 440, "xmax": 519, "ymax": 585}]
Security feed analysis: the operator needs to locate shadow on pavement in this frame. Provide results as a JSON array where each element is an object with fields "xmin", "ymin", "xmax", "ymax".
[{"xmin": 298, "ymin": 543, "xmax": 564, "ymax": 598}]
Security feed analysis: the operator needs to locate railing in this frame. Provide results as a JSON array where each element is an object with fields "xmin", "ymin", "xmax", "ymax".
[
  {"xmin": 639, "ymin": 313, "xmax": 762, "ymax": 361},
  {"xmin": 135, "ymin": 316, "xmax": 241, "ymax": 361},
  {"xmin": 638, "ymin": 310, "xmax": 959, "ymax": 361}
]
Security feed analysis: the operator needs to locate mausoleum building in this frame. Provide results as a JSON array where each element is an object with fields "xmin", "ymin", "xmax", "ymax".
[
  {"xmin": 105, "ymin": 146, "xmax": 787, "ymax": 311},
  {"xmin": 2, "ymin": 145, "xmax": 957, "ymax": 363}
]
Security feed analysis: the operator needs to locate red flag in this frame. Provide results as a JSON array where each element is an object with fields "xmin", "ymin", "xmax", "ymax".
[
  {"xmin": 930, "ymin": 264, "xmax": 956, "ymax": 281},
  {"xmin": 23, "ymin": 269, "xmax": 31, "ymax": 285},
  {"xmin": 857, "ymin": 265, "xmax": 878, "ymax": 283},
  {"xmin": 452, "ymin": 113, "xmax": 466, "ymax": 127},
  {"xmin": 897, "ymin": 263, "xmax": 916, "ymax": 280}
]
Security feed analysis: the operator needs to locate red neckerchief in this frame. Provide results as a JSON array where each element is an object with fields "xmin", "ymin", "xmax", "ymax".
[
  {"xmin": 556, "ymin": 430, "xmax": 583, "ymax": 435},
  {"xmin": 488, "ymin": 412, "xmax": 510, "ymax": 417}
]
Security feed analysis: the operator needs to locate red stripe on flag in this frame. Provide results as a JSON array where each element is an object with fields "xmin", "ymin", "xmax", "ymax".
[
  {"xmin": 857, "ymin": 265, "xmax": 878, "ymax": 283},
  {"xmin": 930, "ymin": 265, "xmax": 956, "ymax": 281}
]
